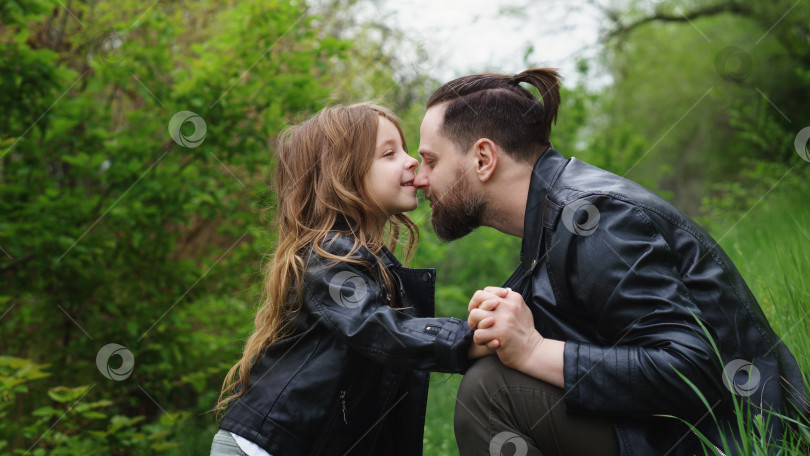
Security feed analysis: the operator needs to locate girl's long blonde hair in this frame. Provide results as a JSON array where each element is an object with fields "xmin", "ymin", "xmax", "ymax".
[{"xmin": 214, "ymin": 103, "xmax": 418, "ymax": 418}]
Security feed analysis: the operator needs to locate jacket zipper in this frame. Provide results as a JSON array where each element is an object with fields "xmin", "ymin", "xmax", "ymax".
[{"xmin": 340, "ymin": 390, "xmax": 348, "ymax": 425}]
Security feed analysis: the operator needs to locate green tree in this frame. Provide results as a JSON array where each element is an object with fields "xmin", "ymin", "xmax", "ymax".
[{"xmin": 586, "ymin": 0, "xmax": 810, "ymax": 213}]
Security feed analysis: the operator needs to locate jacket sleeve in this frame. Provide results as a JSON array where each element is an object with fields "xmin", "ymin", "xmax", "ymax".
[
  {"xmin": 558, "ymin": 197, "xmax": 724, "ymax": 420},
  {"xmin": 301, "ymin": 258, "xmax": 472, "ymax": 373}
]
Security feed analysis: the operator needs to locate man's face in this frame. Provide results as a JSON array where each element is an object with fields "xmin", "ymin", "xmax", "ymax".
[{"xmin": 414, "ymin": 104, "xmax": 486, "ymax": 241}]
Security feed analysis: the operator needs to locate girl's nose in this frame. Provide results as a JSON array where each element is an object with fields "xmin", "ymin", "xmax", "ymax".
[{"xmin": 406, "ymin": 155, "xmax": 418, "ymax": 171}]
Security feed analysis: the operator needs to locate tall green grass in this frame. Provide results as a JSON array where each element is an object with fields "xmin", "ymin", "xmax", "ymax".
[
  {"xmin": 696, "ymin": 180, "xmax": 810, "ymax": 455},
  {"xmin": 422, "ymin": 179, "xmax": 810, "ymax": 455},
  {"xmin": 716, "ymin": 192, "xmax": 810, "ymax": 383}
]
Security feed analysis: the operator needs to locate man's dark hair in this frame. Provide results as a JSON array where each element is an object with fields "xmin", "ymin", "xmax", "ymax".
[{"xmin": 426, "ymin": 68, "xmax": 562, "ymax": 164}]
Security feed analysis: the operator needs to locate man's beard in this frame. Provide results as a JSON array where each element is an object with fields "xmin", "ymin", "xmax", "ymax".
[{"xmin": 428, "ymin": 169, "xmax": 486, "ymax": 241}]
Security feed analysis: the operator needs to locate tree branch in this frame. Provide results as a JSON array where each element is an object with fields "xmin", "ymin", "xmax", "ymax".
[{"xmin": 606, "ymin": 2, "xmax": 753, "ymax": 40}]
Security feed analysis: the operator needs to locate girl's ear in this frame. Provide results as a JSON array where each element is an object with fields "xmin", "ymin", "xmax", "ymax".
[{"xmin": 472, "ymin": 138, "xmax": 498, "ymax": 183}]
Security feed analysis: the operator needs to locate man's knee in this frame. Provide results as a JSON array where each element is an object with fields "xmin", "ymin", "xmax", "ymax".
[
  {"xmin": 457, "ymin": 356, "xmax": 505, "ymax": 404},
  {"xmin": 455, "ymin": 356, "xmax": 564, "ymax": 435},
  {"xmin": 455, "ymin": 356, "xmax": 618, "ymax": 456}
]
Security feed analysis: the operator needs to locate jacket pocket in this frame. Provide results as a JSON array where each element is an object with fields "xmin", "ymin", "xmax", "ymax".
[{"xmin": 311, "ymin": 377, "xmax": 355, "ymax": 453}]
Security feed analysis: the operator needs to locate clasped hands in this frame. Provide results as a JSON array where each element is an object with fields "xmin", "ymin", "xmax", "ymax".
[{"xmin": 467, "ymin": 286, "xmax": 544, "ymax": 370}]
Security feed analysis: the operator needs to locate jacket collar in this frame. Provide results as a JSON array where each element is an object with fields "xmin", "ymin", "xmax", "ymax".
[
  {"xmin": 520, "ymin": 148, "xmax": 569, "ymax": 271},
  {"xmin": 377, "ymin": 245, "xmax": 401, "ymax": 268},
  {"xmin": 326, "ymin": 220, "xmax": 402, "ymax": 269}
]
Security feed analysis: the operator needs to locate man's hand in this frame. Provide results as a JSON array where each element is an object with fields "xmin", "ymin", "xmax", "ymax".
[
  {"xmin": 468, "ymin": 287, "xmax": 543, "ymax": 368},
  {"xmin": 468, "ymin": 286, "xmax": 565, "ymax": 388}
]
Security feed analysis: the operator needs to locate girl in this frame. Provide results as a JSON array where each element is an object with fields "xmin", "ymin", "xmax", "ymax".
[{"xmin": 211, "ymin": 103, "xmax": 489, "ymax": 456}]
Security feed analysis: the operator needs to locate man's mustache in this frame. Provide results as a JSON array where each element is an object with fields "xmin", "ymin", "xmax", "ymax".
[{"xmin": 421, "ymin": 190, "xmax": 436, "ymax": 204}]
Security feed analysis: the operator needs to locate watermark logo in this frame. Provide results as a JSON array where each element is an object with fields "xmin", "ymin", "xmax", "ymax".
[
  {"xmin": 96, "ymin": 343, "xmax": 135, "ymax": 381},
  {"xmin": 328, "ymin": 271, "xmax": 368, "ymax": 308},
  {"xmin": 411, "ymin": 40, "xmax": 438, "ymax": 75},
  {"xmin": 92, "ymin": 31, "xmax": 125, "ymax": 67},
  {"xmin": 714, "ymin": 46, "xmax": 752, "ymax": 83},
  {"xmin": 561, "ymin": 199, "xmax": 600, "ymax": 236},
  {"xmin": 168, "ymin": 111, "xmax": 207, "ymax": 148},
  {"xmin": 794, "ymin": 126, "xmax": 810, "ymax": 162},
  {"xmin": 722, "ymin": 359, "xmax": 760, "ymax": 397},
  {"xmin": 490, "ymin": 431, "xmax": 528, "ymax": 456}
]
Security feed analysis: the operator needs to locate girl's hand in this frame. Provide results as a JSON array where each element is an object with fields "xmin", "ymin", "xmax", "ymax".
[
  {"xmin": 467, "ymin": 341, "xmax": 496, "ymax": 359},
  {"xmin": 467, "ymin": 289, "xmax": 505, "ymax": 358},
  {"xmin": 468, "ymin": 287, "xmax": 508, "ymax": 349}
]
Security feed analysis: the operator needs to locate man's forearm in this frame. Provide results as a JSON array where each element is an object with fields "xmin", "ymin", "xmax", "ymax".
[{"xmin": 514, "ymin": 338, "xmax": 565, "ymax": 389}]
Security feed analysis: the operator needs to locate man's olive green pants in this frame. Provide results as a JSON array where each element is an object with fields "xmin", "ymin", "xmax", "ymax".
[{"xmin": 454, "ymin": 356, "xmax": 620, "ymax": 456}]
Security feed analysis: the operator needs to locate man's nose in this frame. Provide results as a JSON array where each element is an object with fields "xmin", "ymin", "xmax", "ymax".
[{"xmin": 414, "ymin": 165, "xmax": 429, "ymax": 190}]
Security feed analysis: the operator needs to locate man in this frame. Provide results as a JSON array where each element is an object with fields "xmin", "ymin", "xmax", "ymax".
[{"xmin": 413, "ymin": 68, "xmax": 808, "ymax": 455}]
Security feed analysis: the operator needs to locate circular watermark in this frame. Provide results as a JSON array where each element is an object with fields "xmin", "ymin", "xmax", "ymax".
[
  {"xmin": 714, "ymin": 46, "xmax": 752, "ymax": 83},
  {"xmin": 489, "ymin": 431, "xmax": 528, "ymax": 456},
  {"xmin": 168, "ymin": 111, "xmax": 207, "ymax": 148},
  {"xmin": 722, "ymin": 359, "xmax": 760, "ymax": 397},
  {"xmin": 92, "ymin": 31, "xmax": 125, "ymax": 67},
  {"xmin": 96, "ymin": 343, "xmax": 135, "ymax": 381},
  {"xmin": 794, "ymin": 126, "xmax": 810, "ymax": 162},
  {"xmin": 328, "ymin": 271, "xmax": 368, "ymax": 308},
  {"xmin": 411, "ymin": 40, "xmax": 438, "ymax": 75},
  {"xmin": 561, "ymin": 199, "xmax": 600, "ymax": 236}
]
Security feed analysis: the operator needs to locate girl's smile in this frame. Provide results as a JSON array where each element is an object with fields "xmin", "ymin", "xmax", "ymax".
[{"xmin": 365, "ymin": 116, "xmax": 419, "ymax": 216}]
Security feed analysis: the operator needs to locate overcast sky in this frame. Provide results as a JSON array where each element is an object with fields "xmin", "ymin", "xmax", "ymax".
[{"xmin": 378, "ymin": 0, "xmax": 606, "ymax": 85}]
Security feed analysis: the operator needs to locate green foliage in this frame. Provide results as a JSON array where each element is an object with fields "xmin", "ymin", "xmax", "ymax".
[
  {"xmin": 0, "ymin": 357, "xmax": 51, "ymax": 423},
  {"xmin": 0, "ymin": 358, "xmax": 182, "ymax": 456},
  {"xmin": 423, "ymin": 373, "xmax": 463, "ymax": 456},
  {"xmin": 583, "ymin": 0, "xmax": 810, "ymax": 213},
  {"xmin": 713, "ymin": 175, "xmax": 810, "ymax": 377},
  {"xmin": 3, "ymin": 0, "xmax": 809, "ymax": 454}
]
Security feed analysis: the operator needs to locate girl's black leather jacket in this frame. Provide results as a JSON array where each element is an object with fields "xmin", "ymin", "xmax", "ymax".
[{"xmin": 219, "ymin": 232, "xmax": 473, "ymax": 455}]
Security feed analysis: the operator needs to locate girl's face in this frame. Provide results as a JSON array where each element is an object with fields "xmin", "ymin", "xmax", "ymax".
[{"xmin": 365, "ymin": 116, "xmax": 419, "ymax": 217}]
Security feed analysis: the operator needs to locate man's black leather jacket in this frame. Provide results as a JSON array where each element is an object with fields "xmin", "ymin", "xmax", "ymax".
[
  {"xmin": 503, "ymin": 148, "xmax": 808, "ymax": 455},
  {"xmin": 219, "ymin": 233, "xmax": 473, "ymax": 455}
]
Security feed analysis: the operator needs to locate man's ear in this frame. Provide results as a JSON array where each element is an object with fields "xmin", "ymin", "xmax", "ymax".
[{"xmin": 472, "ymin": 138, "xmax": 498, "ymax": 183}]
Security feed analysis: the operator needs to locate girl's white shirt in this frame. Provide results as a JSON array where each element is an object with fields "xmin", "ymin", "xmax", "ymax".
[{"xmin": 231, "ymin": 432, "xmax": 272, "ymax": 456}]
